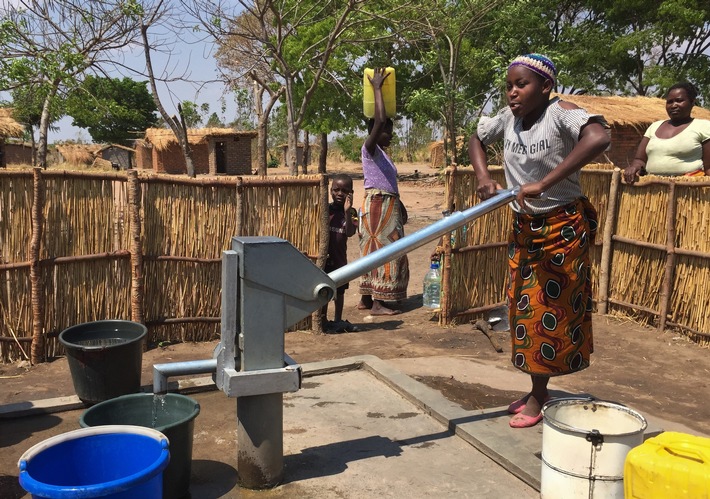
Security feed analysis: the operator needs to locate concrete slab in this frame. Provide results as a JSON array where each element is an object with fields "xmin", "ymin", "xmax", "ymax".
[{"xmin": 1, "ymin": 355, "xmax": 699, "ymax": 498}]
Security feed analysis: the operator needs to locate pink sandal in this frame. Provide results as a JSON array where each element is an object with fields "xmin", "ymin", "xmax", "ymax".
[
  {"xmin": 507, "ymin": 396, "xmax": 528, "ymax": 414},
  {"xmin": 509, "ymin": 411, "xmax": 543, "ymax": 428},
  {"xmin": 507, "ymin": 395, "xmax": 552, "ymax": 415}
]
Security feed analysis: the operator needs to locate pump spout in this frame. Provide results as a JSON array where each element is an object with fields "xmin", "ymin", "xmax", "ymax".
[{"xmin": 152, "ymin": 359, "xmax": 218, "ymax": 394}]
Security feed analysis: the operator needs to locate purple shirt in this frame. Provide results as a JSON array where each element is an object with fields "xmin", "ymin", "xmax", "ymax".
[{"xmin": 362, "ymin": 144, "xmax": 399, "ymax": 194}]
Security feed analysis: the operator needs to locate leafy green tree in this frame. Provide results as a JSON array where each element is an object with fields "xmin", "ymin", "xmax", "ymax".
[
  {"xmin": 10, "ymin": 85, "xmax": 65, "ymax": 162},
  {"xmin": 65, "ymin": 76, "xmax": 158, "ymax": 145},
  {"xmin": 205, "ymin": 112, "xmax": 224, "ymax": 128},
  {"xmin": 192, "ymin": 0, "xmax": 408, "ymax": 175},
  {"xmin": 178, "ymin": 101, "xmax": 210, "ymax": 128},
  {"xmin": 0, "ymin": 0, "xmax": 144, "ymax": 169}
]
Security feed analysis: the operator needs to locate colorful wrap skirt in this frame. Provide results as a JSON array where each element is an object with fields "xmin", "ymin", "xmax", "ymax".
[
  {"xmin": 508, "ymin": 198, "xmax": 597, "ymax": 376},
  {"xmin": 358, "ymin": 189, "xmax": 409, "ymax": 301}
]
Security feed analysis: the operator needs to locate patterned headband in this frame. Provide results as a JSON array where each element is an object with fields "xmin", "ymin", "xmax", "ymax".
[{"xmin": 508, "ymin": 54, "xmax": 557, "ymax": 83}]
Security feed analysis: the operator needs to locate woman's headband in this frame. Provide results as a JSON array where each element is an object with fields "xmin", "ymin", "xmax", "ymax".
[{"xmin": 508, "ymin": 54, "xmax": 557, "ymax": 83}]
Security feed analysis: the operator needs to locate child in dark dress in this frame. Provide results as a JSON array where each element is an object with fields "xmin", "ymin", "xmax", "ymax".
[{"xmin": 322, "ymin": 173, "xmax": 359, "ymax": 333}]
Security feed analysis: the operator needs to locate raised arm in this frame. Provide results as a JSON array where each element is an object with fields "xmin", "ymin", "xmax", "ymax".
[{"xmin": 364, "ymin": 68, "xmax": 390, "ymax": 156}]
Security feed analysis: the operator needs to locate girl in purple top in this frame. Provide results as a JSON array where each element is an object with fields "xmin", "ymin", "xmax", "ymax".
[{"xmin": 357, "ymin": 67, "xmax": 409, "ymax": 315}]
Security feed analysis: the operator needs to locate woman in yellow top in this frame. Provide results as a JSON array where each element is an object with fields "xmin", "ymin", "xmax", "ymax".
[{"xmin": 624, "ymin": 82, "xmax": 710, "ymax": 184}]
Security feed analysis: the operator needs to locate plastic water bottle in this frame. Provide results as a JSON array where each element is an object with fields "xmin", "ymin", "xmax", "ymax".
[{"xmin": 422, "ymin": 261, "xmax": 442, "ymax": 309}]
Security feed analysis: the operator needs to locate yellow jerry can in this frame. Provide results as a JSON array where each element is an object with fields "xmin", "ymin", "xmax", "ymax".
[
  {"xmin": 363, "ymin": 67, "xmax": 396, "ymax": 118},
  {"xmin": 624, "ymin": 431, "xmax": 710, "ymax": 498}
]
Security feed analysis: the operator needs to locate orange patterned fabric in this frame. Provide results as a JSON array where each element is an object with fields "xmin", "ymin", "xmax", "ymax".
[
  {"xmin": 684, "ymin": 169, "xmax": 705, "ymax": 177},
  {"xmin": 359, "ymin": 190, "xmax": 409, "ymax": 300},
  {"xmin": 507, "ymin": 198, "xmax": 597, "ymax": 376}
]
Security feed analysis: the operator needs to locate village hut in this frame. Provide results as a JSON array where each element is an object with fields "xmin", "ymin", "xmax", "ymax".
[
  {"xmin": 97, "ymin": 143, "xmax": 135, "ymax": 170},
  {"xmin": 142, "ymin": 127, "xmax": 257, "ymax": 175},
  {"xmin": 4, "ymin": 142, "xmax": 34, "ymax": 166},
  {"xmin": 0, "ymin": 108, "xmax": 27, "ymax": 168},
  {"xmin": 429, "ymin": 141, "xmax": 445, "ymax": 168},
  {"xmin": 55, "ymin": 143, "xmax": 103, "ymax": 167},
  {"xmin": 134, "ymin": 139, "xmax": 153, "ymax": 170},
  {"xmin": 553, "ymin": 93, "xmax": 710, "ymax": 168}
]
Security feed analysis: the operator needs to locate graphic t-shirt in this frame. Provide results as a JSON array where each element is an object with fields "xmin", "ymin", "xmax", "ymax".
[{"xmin": 477, "ymin": 97, "xmax": 608, "ymax": 214}]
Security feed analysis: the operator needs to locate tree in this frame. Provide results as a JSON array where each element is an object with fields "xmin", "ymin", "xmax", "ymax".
[
  {"xmin": 179, "ymin": 100, "xmax": 210, "ymax": 128},
  {"xmin": 65, "ymin": 76, "xmax": 159, "ymax": 145},
  {"xmin": 401, "ymin": 0, "xmax": 505, "ymax": 166},
  {"xmin": 209, "ymin": 6, "xmax": 284, "ymax": 175},
  {"xmin": 190, "ymin": 0, "xmax": 411, "ymax": 175},
  {"xmin": 0, "ymin": 0, "xmax": 144, "ymax": 168},
  {"xmin": 10, "ymin": 85, "xmax": 64, "ymax": 164},
  {"xmin": 205, "ymin": 112, "xmax": 224, "ymax": 127}
]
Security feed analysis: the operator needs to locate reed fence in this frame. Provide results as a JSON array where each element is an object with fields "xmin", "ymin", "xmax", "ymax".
[
  {"xmin": 441, "ymin": 165, "xmax": 710, "ymax": 346},
  {"xmin": 0, "ymin": 168, "xmax": 328, "ymax": 364}
]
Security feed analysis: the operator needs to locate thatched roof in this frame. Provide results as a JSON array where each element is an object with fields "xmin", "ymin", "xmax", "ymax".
[
  {"xmin": 55, "ymin": 144, "xmax": 103, "ymax": 165},
  {"xmin": 553, "ymin": 93, "xmax": 710, "ymax": 127},
  {"xmin": 143, "ymin": 127, "xmax": 258, "ymax": 152},
  {"xmin": 0, "ymin": 108, "xmax": 25, "ymax": 137},
  {"xmin": 97, "ymin": 143, "xmax": 135, "ymax": 153}
]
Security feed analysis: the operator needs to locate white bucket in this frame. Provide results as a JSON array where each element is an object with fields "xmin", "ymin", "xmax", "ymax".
[{"xmin": 540, "ymin": 397, "xmax": 647, "ymax": 498}]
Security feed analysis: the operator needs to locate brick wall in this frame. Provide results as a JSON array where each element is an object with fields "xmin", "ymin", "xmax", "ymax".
[
  {"xmin": 148, "ymin": 134, "xmax": 255, "ymax": 175},
  {"xmin": 605, "ymin": 125, "xmax": 645, "ymax": 168},
  {"xmin": 4, "ymin": 143, "xmax": 33, "ymax": 166},
  {"xmin": 225, "ymin": 136, "xmax": 253, "ymax": 175},
  {"xmin": 135, "ymin": 142, "xmax": 153, "ymax": 169}
]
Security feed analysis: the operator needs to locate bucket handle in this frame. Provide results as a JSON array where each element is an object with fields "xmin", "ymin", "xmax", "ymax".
[
  {"xmin": 585, "ymin": 429, "xmax": 604, "ymax": 449},
  {"xmin": 663, "ymin": 442, "xmax": 708, "ymax": 464}
]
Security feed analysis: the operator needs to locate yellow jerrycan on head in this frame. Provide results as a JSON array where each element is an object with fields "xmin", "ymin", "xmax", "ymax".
[{"xmin": 363, "ymin": 67, "xmax": 396, "ymax": 118}]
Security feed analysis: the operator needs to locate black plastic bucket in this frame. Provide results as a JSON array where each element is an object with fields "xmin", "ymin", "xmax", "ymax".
[
  {"xmin": 59, "ymin": 320, "xmax": 147, "ymax": 405},
  {"xmin": 80, "ymin": 393, "xmax": 200, "ymax": 499}
]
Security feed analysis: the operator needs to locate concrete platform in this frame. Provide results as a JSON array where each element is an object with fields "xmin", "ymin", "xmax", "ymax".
[{"xmin": 1, "ymin": 355, "xmax": 683, "ymax": 498}]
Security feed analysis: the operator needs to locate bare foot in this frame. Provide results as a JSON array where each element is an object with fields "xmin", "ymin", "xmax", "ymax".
[
  {"xmin": 370, "ymin": 300, "xmax": 401, "ymax": 316},
  {"xmin": 519, "ymin": 393, "xmax": 546, "ymax": 417},
  {"xmin": 357, "ymin": 296, "xmax": 373, "ymax": 310}
]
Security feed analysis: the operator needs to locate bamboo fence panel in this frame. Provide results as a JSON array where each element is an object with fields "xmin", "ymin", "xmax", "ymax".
[
  {"xmin": 670, "ymin": 255, "xmax": 710, "ymax": 346},
  {"xmin": 40, "ymin": 174, "xmax": 132, "ymax": 359},
  {"xmin": 615, "ymin": 181, "xmax": 668, "ymax": 245},
  {"xmin": 443, "ymin": 167, "xmax": 510, "ymax": 324},
  {"xmin": 608, "ymin": 242, "xmax": 666, "ymax": 314},
  {"xmin": 141, "ymin": 180, "xmax": 238, "ymax": 258},
  {"xmin": 0, "ymin": 172, "xmax": 33, "ymax": 262},
  {"xmin": 579, "ymin": 170, "xmax": 613, "ymax": 308},
  {"xmin": 0, "ymin": 169, "xmax": 327, "ymax": 364},
  {"xmin": 0, "ymin": 268, "xmax": 32, "ymax": 362},
  {"xmin": 43, "ymin": 259, "xmax": 132, "ymax": 356},
  {"xmin": 42, "ymin": 175, "xmax": 128, "ymax": 257},
  {"xmin": 0, "ymin": 173, "xmax": 33, "ymax": 362},
  {"xmin": 674, "ymin": 183, "xmax": 710, "ymax": 253},
  {"xmin": 606, "ymin": 176, "xmax": 710, "ymax": 341},
  {"xmin": 239, "ymin": 175, "xmax": 323, "ymax": 257}
]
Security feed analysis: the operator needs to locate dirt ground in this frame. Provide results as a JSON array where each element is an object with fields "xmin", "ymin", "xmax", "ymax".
[{"xmin": 2, "ymin": 160, "xmax": 709, "ymax": 439}]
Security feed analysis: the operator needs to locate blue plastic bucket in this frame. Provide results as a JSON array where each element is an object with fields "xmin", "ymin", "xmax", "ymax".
[{"xmin": 18, "ymin": 425, "xmax": 170, "ymax": 499}]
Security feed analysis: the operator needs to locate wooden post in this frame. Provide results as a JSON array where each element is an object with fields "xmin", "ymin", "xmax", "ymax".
[
  {"xmin": 236, "ymin": 177, "xmax": 244, "ymax": 236},
  {"xmin": 127, "ymin": 171, "xmax": 145, "ymax": 325},
  {"xmin": 312, "ymin": 174, "xmax": 330, "ymax": 334},
  {"xmin": 597, "ymin": 168, "xmax": 621, "ymax": 315},
  {"xmin": 29, "ymin": 167, "xmax": 45, "ymax": 364},
  {"xmin": 658, "ymin": 182, "xmax": 677, "ymax": 332},
  {"xmin": 439, "ymin": 166, "xmax": 457, "ymax": 325}
]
